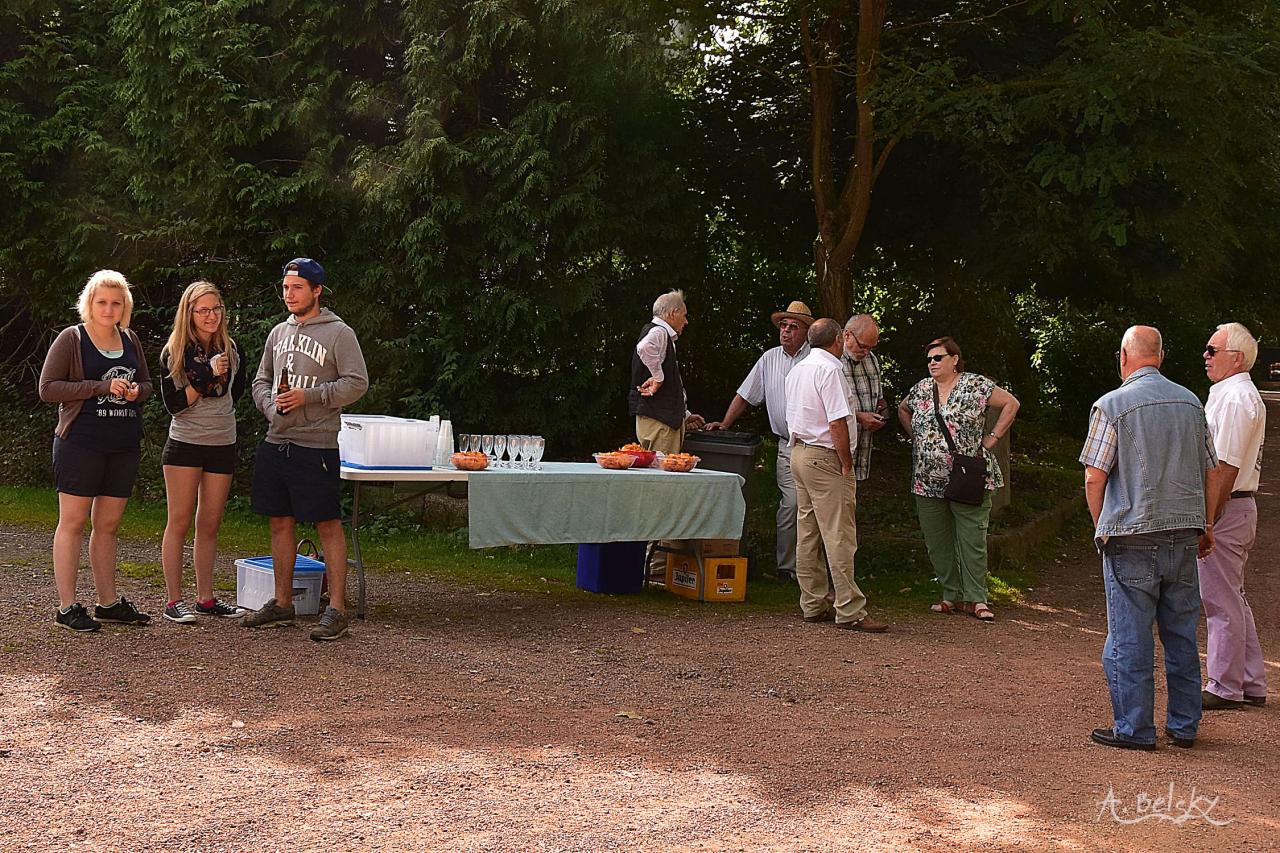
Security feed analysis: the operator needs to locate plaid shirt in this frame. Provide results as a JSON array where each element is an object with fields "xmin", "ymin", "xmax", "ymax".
[{"xmin": 840, "ymin": 351, "xmax": 883, "ymax": 481}]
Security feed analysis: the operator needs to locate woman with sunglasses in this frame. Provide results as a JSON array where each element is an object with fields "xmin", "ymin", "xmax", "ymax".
[
  {"xmin": 158, "ymin": 281, "xmax": 247, "ymax": 623},
  {"xmin": 898, "ymin": 336, "xmax": 1019, "ymax": 621}
]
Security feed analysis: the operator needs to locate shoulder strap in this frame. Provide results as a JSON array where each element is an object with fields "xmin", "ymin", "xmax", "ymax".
[{"xmin": 932, "ymin": 381, "xmax": 960, "ymax": 455}]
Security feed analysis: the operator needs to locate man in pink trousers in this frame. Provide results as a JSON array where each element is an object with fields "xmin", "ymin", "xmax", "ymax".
[{"xmin": 1199, "ymin": 322, "xmax": 1268, "ymax": 710}]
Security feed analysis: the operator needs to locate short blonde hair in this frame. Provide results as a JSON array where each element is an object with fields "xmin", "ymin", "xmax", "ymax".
[
  {"xmin": 1217, "ymin": 322, "xmax": 1258, "ymax": 371},
  {"xmin": 76, "ymin": 270, "xmax": 134, "ymax": 329},
  {"xmin": 652, "ymin": 289, "xmax": 686, "ymax": 319}
]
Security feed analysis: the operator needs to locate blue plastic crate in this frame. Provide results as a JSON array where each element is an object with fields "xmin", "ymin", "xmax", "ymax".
[{"xmin": 576, "ymin": 542, "xmax": 646, "ymax": 594}]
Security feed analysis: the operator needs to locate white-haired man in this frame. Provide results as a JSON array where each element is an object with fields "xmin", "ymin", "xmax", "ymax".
[
  {"xmin": 628, "ymin": 289, "xmax": 705, "ymax": 453},
  {"xmin": 840, "ymin": 314, "xmax": 889, "ymax": 482},
  {"xmin": 1199, "ymin": 322, "xmax": 1268, "ymax": 710}
]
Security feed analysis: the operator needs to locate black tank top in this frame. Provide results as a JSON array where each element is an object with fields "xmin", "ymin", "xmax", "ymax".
[{"xmin": 66, "ymin": 325, "xmax": 144, "ymax": 452}]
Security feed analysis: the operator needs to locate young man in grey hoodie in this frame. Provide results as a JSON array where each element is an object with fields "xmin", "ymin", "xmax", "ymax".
[{"xmin": 244, "ymin": 258, "xmax": 369, "ymax": 640}]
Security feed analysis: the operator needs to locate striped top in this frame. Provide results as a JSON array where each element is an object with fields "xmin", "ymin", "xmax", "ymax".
[{"xmin": 737, "ymin": 343, "xmax": 811, "ymax": 439}]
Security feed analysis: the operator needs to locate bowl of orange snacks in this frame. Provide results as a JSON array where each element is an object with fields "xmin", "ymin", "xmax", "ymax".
[
  {"xmin": 618, "ymin": 443, "xmax": 657, "ymax": 468},
  {"xmin": 658, "ymin": 452, "xmax": 700, "ymax": 473},
  {"xmin": 594, "ymin": 452, "xmax": 636, "ymax": 470},
  {"xmin": 451, "ymin": 451, "xmax": 489, "ymax": 471}
]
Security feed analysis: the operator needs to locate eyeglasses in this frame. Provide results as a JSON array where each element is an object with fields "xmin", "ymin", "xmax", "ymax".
[
  {"xmin": 1204, "ymin": 345, "xmax": 1240, "ymax": 357},
  {"xmin": 779, "ymin": 321, "xmax": 805, "ymax": 332},
  {"xmin": 193, "ymin": 305, "xmax": 225, "ymax": 318},
  {"xmin": 850, "ymin": 331, "xmax": 877, "ymax": 351},
  {"xmin": 926, "ymin": 354, "xmax": 948, "ymax": 364}
]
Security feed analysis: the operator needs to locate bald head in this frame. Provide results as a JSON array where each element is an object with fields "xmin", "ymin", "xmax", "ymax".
[
  {"xmin": 1120, "ymin": 325, "xmax": 1163, "ymax": 378},
  {"xmin": 808, "ymin": 318, "xmax": 843, "ymax": 355}
]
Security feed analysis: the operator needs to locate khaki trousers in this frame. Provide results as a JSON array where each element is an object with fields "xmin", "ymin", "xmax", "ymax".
[
  {"xmin": 791, "ymin": 443, "xmax": 867, "ymax": 623},
  {"xmin": 636, "ymin": 416, "xmax": 684, "ymax": 576},
  {"xmin": 635, "ymin": 415, "xmax": 684, "ymax": 454}
]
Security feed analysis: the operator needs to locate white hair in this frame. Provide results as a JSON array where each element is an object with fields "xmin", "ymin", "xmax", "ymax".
[
  {"xmin": 1217, "ymin": 322, "xmax": 1258, "ymax": 371},
  {"xmin": 652, "ymin": 289, "xmax": 686, "ymax": 319}
]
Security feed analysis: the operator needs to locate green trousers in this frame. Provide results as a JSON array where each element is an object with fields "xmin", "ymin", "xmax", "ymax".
[{"xmin": 915, "ymin": 492, "xmax": 993, "ymax": 603}]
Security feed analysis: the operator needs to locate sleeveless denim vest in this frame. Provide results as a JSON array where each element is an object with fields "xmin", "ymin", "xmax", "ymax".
[{"xmin": 1094, "ymin": 367, "xmax": 1209, "ymax": 539}]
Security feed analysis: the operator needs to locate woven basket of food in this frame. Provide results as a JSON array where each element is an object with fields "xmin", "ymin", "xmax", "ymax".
[{"xmin": 451, "ymin": 451, "xmax": 489, "ymax": 471}]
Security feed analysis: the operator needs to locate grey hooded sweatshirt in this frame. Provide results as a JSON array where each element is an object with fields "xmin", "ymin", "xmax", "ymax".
[{"xmin": 251, "ymin": 308, "xmax": 368, "ymax": 449}]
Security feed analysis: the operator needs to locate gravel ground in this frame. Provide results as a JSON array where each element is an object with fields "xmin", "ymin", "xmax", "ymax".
[{"xmin": 1, "ymin": 406, "xmax": 1276, "ymax": 852}]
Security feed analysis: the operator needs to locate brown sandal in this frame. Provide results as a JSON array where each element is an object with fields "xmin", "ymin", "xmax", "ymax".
[
  {"xmin": 929, "ymin": 600, "xmax": 958, "ymax": 614},
  {"xmin": 972, "ymin": 602, "xmax": 995, "ymax": 621}
]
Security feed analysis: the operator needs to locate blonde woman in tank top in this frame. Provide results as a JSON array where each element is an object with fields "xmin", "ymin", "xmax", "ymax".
[{"xmin": 158, "ymin": 281, "xmax": 247, "ymax": 623}]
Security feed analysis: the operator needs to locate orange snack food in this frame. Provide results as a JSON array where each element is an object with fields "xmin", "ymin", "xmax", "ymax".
[
  {"xmin": 659, "ymin": 453, "xmax": 700, "ymax": 472},
  {"xmin": 451, "ymin": 451, "xmax": 489, "ymax": 471}
]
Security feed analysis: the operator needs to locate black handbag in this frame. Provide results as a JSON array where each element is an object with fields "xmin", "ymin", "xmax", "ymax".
[{"xmin": 932, "ymin": 381, "xmax": 987, "ymax": 505}]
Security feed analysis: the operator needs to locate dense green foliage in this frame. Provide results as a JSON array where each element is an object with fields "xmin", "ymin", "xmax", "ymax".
[{"xmin": 2, "ymin": 0, "xmax": 1277, "ymax": 469}]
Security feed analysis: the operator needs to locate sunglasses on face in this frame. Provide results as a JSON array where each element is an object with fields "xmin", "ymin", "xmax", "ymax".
[
  {"xmin": 1204, "ymin": 345, "xmax": 1240, "ymax": 357},
  {"xmin": 926, "ymin": 354, "xmax": 948, "ymax": 364}
]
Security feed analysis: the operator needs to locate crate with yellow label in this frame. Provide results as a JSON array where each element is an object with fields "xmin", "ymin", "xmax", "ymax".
[{"xmin": 665, "ymin": 552, "xmax": 747, "ymax": 602}]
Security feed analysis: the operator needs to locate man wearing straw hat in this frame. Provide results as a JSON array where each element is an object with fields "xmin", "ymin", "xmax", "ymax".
[{"xmin": 705, "ymin": 300, "xmax": 814, "ymax": 581}]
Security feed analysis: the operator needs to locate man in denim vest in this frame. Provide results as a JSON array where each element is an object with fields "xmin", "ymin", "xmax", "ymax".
[{"xmin": 1079, "ymin": 326, "xmax": 1219, "ymax": 750}]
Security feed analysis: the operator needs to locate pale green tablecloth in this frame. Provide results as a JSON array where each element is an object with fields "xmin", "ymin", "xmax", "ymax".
[{"xmin": 466, "ymin": 462, "xmax": 746, "ymax": 548}]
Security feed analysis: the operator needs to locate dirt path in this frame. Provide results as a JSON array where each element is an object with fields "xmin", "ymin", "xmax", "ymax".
[{"xmin": 1, "ymin": 403, "xmax": 1277, "ymax": 852}]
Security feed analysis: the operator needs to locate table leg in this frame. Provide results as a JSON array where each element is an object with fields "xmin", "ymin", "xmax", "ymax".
[{"xmin": 351, "ymin": 481, "xmax": 366, "ymax": 620}]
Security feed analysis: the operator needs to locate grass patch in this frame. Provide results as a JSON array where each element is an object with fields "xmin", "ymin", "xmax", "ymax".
[{"xmin": 0, "ymin": 424, "xmax": 1089, "ymax": 618}]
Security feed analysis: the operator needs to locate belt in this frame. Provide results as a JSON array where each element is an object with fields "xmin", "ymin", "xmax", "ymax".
[
  {"xmin": 793, "ymin": 440, "xmax": 835, "ymax": 451},
  {"xmin": 1230, "ymin": 490, "xmax": 1255, "ymax": 500}
]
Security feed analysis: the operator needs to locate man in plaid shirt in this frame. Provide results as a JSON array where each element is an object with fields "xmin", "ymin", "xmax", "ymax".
[{"xmin": 840, "ymin": 315, "xmax": 890, "ymax": 481}]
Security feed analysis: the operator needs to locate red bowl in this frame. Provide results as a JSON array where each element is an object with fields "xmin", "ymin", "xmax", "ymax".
[{"xmin": 619, "ymin": 448, "xmax": 657, "ymax": 467}]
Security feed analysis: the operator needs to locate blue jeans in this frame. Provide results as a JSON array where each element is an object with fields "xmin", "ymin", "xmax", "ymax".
[{"xmin": 1101, "ymin": 530, "xmax": 1203, "ymax": 744}]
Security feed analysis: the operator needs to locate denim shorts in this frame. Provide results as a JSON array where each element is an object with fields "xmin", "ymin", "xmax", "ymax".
[{"xmin": 250, "ymin": 441, "xmax": 342, "ymax": 522}]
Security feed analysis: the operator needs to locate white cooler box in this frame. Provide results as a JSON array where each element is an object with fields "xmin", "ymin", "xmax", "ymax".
[
  {"xmin": 236, "ymin": 555, "xmax": 326, "ymax": 615},
  {"xmin": 339, "ymin": 414, "xmax": 435, "ymax": 469}
]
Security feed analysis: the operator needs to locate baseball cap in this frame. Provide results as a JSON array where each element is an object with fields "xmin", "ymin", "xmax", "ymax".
[{"xmin": 282, "ymin": 257, "xmax": 326, "ymax": 287}]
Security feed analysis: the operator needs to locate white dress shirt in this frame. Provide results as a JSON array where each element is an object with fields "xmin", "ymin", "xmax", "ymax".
[
  {"xmin": 784, "ymin": 348, "xmax": 855, "ymax": 449},
  {"xmin": 1206, "ymin": 372, "xmax": 1266, "ymax": 492},
  {"xmin": 635, "ymin": 316, "xmax": 678, "ymax": 382},
  {"xmin": 737, "ymin": 343, "xmax": 810, "ymax": 439}
]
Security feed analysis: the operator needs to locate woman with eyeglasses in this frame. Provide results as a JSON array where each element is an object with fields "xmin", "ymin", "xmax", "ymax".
[
  {"xmin": 39, "ymin": 270, "xmax": 154, "ymax": 632},
  {"xmin": 898, "ymin": 336, "xmax": 1020, "ymax": 621},
  {"xmin": 158, "ymin": 280, "xmax": 247, "ymax": 623}
]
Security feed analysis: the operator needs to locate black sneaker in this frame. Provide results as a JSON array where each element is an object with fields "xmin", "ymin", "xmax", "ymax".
[
  {"xmin": 55, "ymin": 603, "xmax": 101, "ymax": 633},
  {"xmin": 309, "ymin": 607, "xmax": 350, "ymax": 642},
  {"xmin": 195, "ymin": 599, "xmax": 244, "ymax": 618},
  {"xmin": 94, "ymin": 596, "xmax": 151, "ymax": 625},
  {"xmin": 242, "ymin": 598, "xmax": 295, "ymax": 629},
  {"xmin": 163, "ymin": 600, "xmax": 197, "ymax": 624}
]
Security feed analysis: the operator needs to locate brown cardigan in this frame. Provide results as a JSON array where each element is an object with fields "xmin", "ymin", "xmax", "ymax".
[{"xmin": 38, "ymin": 325, "xmax": 153, "ymax": 439}]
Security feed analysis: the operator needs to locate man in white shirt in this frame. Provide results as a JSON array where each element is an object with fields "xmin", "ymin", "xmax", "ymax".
[
  {"xmin": 705, "ymin": 300, "xmax": 813, "ymax": 580},
  {"xmin": 628, "ymin": 290, "xmax": 705, "ymax": 454},
  {"xmin": 1199, "ymin": 322, "xmax": 1268, "ymax": 710},
  {"xmin": 784, "ymin": 318, "xmax": 888, "ymax": 632}
]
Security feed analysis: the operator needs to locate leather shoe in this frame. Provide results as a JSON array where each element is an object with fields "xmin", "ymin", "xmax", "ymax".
[
  {"xmin": 777, "ymin": 570, "xmax": 797, "ymax": 583},
  {"xmin": 802, "ymin": 609, "xmax": 834, "ymax": 623},
  {"xmin": 1201, "ymin": 690, "xmax": 1245, "ymax": 710},
  {"xmin": 1090, "ymin": 727, "xmax": 1155, "ymax": 751},
  {"xmin": 1244, "ymin": 694, "xmax": 1267, "ymax": 707},
  {"xmin": 1164, "ymin": 728, "xmax": 1195, "ymax": 749},
  {"xmin": 836, "ymin": 616, "xmax": 888, "ymax": 633}
]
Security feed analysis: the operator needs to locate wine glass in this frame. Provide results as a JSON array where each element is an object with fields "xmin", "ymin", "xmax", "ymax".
[
  {"xmin": 530, "ymin": 436, "xmax": 545, "ymax": 470},
  {"xmin": 508, "ymin": 435, "xmax": 524, "ymax": 469},
  {"xmin": 492, "ymin": 434, "xmax": 507, "ymax": 468},
  {"xmin": 481, "ymin": 434, "xmax": 494, "ymax": 465},
  {"xmin": 456, "ymin": 434, "xmax": 470, "ymax": 461},
  {"xmin": 466, "ymin": 434, "xmax": 480, "ymax": 453},
  {"xmin": 517, "ymin": 435, "xmax": 532, "ymax": 469}
]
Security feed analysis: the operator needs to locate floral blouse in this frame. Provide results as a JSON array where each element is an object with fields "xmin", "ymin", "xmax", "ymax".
[{"xmin": 904, "ymin": 372, "xmax": 1005, "ymax": 498}]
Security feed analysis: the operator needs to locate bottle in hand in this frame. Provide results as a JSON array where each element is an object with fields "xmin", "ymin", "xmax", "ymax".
[{"xmin": 275, "ymin": 368, "xmax": 290, "ymax": 416}]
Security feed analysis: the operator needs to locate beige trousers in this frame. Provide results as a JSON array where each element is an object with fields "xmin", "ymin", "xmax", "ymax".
[
  {"xmin": 791, "ymin": 443, "xmax": 867, "ymax": 623},
  {"xmin": 635, "ymin": 415, "xmax": 684, "ymax": 454},
  {"xmin": 637, "ymin": 415, "xmax": 685, "ymax": 576}
]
